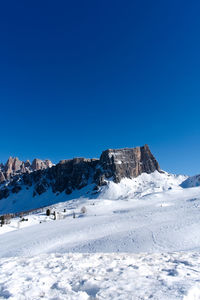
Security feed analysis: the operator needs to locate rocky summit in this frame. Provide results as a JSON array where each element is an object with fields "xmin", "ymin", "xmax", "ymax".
[
  {"xmin": 99, "ymin": 145, "xmax": 160, "ymax": 183},
  {"xmin": 0, "ymin": 157, "xmax": 53, "ymax": 183},
  {"xmin": 0, "ymin": 145, "xmax": 160, "ymax": 202}
]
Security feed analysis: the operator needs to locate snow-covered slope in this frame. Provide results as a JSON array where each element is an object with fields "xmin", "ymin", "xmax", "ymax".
[
  {"xmin": 99, "ymin": 171, "xmax": 187, "ymax": 199},
  {"xmin": 0, "ymin": 183, "xmax": 95, "ymax": 215},
  {"xmin": 1, "ymin": 171, "xmax": 200, "ymax": 256},
  {"xmin": 0, "ymin": 171, "xmax": 187, "ymax": 215},
  {"xmin": 1, "ymin": 171, "xmax": 200, "ymax": 299},
  {"xmin": 181, "ymin": 174, "xmax": 200, "ymax": 188}
]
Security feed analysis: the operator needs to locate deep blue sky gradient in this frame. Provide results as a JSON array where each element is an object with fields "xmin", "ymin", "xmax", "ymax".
[{"xmin": 0, "ymin": 0, "xmax": 200, "ymax": 175}]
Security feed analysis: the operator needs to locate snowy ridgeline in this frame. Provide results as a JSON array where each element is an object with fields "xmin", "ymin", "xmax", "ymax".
[
  {"xmin": 1, "ymin": 252, "xmax": 200, "ymax": 300},
  {"xmin": 181, "ymin": 174, "xmax": 200, "ymax": 188}
]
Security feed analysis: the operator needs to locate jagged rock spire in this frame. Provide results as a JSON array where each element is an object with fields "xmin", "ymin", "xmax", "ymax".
[{"xmin": 0, "ymin": 157, "xmax": 53, "ymax": 183}]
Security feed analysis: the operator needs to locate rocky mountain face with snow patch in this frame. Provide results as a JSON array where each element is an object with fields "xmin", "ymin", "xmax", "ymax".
[
  {"xmin": 99, "ymin": 145, "xmax": 160, "ymax": 183},
  {"xmin": 0, "ymin": 145, "xmax": 160, "ymax": 203}
]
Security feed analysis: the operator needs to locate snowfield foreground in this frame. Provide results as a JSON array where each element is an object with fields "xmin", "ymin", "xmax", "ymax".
[
  {"xmin": 1, "ymin": 252, "xmax": 200, "ymax": 300},
  {"xmin": 1, "ymin": 171, "xmax": 200, "ymax": 299}
]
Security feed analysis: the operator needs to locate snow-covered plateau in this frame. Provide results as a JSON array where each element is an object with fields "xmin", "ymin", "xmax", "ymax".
[{"xmin": 1, "ymin": 171, "xmax": 200, "ymax": 299}]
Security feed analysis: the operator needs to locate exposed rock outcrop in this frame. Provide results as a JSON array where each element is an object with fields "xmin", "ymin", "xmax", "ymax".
[
  {"xmin": 99, "ymin": 144, "xmax": 160, "ymax": 183},
  {"xmin": 31, "ymin": 159, "xmax": 53, "ymax": 171},
  {"xmin": 0, "ymin": 157, "xmax": 54, "ymax": 183},
  {"xmin": 0, "ymin": 172, "xmax": 5, "ymax": 183},
  {"xmin": 0, "ymin": 145, "xmax": 160, "ymax": 200}
]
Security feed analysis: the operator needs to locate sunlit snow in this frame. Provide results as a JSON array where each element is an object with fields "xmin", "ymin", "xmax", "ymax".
[{"xmin": 1, "ymin": 171, "xmax": 200, "ymax": 299}]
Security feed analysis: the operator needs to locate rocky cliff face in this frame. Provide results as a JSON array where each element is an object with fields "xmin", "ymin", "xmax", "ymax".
[
  {"xmin": 99, "ymin": 144, "xmax": 160, "ymax": 183},
  {"xmin": 0, "ymin": 145, "xmax": 160, "ymax": 202},
  {"xmin": 0, "ymin": 157, "xmax": 53, "ymax": 183}
]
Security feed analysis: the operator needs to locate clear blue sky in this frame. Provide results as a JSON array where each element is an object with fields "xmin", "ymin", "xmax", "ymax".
[{"xmin": 0, "ymin": 0, "xmax": 199, "ymax": 175}]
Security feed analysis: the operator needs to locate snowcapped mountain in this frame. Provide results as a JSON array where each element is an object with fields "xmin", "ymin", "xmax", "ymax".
[
  {"xmin": 0, "ymin": 144, "xmax": 197, "ymax": 216},
  {"xmin": 181, "ymin": 174, "xmax": 200, "ymax": 188},
  {"xmin": 0, "ymin": 170, "xmax": 187, "ymax": 215},
  {"xmin": 0, "ymin": 146, "xmax": 200, "ymax": 299},
  {"xmin": 0, "ymin": 144, "xmax": 160, "ymax": 214}
]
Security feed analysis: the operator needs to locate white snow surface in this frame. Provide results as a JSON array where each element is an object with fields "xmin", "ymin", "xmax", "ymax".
[
  {"xmin": 181, "ymin": 174, "xmax": 200, "ymax": 188},
  {"xmin": 1, "ymin": 171, "xmax": 200, "ymax": 299},
  {"xmin": 1, "ymin": 252, "xmax": 200, "ymax": 300},
  {"xmin": 1, "ymin": 171, "xmax": 199, "ymax": 256},
  {"xmin": 99, "ymin": 170, "xmax": 186, "ymax": 199}
]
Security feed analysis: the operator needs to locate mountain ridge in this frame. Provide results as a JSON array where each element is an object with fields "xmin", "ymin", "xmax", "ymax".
[
  {"xmin": 0, "ymin": 157, "xmax": 53, "ymax": 183},
  {"xmin": 0, "ymin": 145, "xmax": 160, "ymax": 211}
]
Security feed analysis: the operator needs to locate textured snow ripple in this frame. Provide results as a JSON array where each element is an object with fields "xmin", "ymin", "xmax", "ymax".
[{"xmin": 0, "ymin": 252, "xmax": 200, "ymax": 300}]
